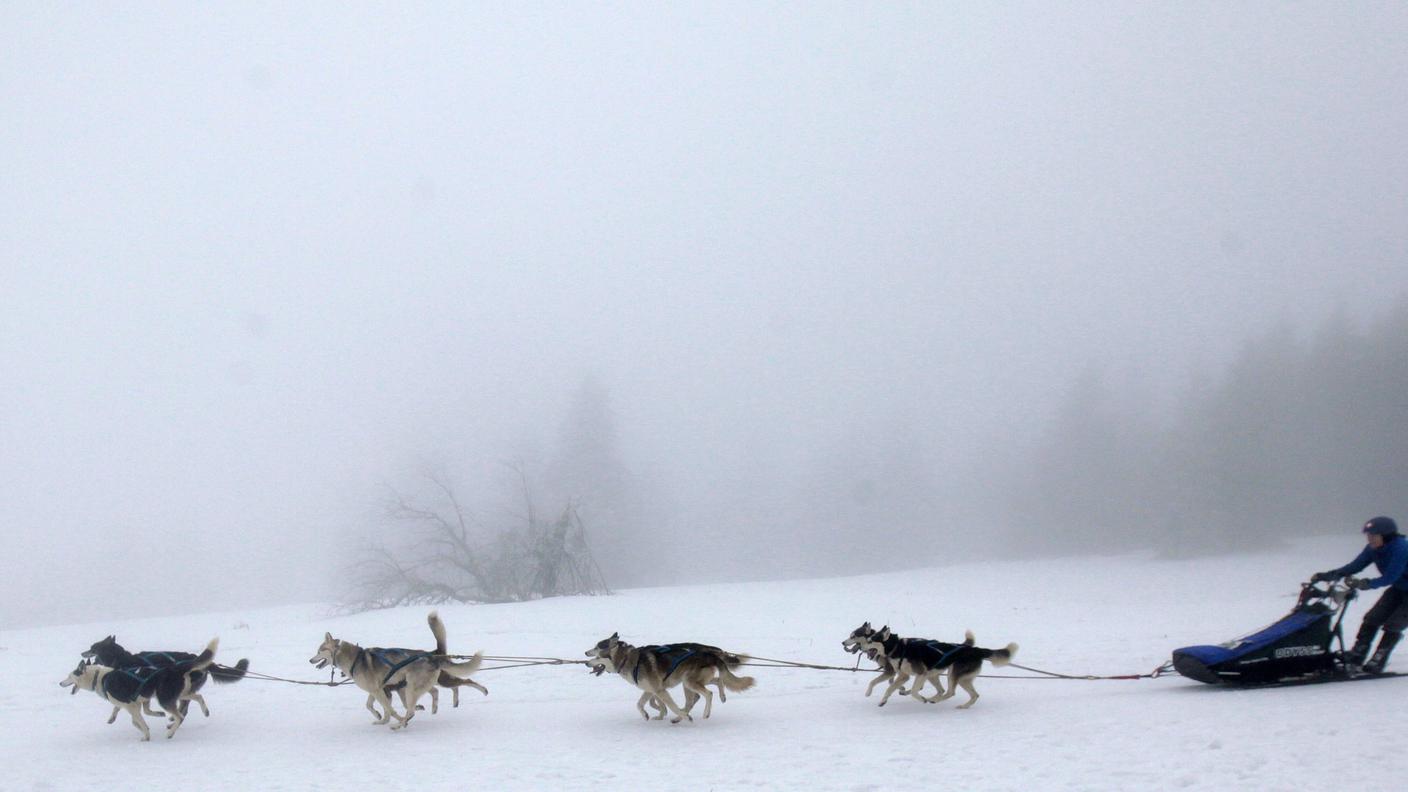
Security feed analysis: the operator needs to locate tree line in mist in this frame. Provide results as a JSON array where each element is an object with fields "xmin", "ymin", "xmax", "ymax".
[
  {"xmin": 1008, "ymin": 299, "xmax": 1408, "ymax": 556},
  {"xmin": 344, "ymin": 378, "xmax": 659, "ymax": 607},
  {"xmin": 345, "ymin": 299, "xmax": 1407, "ymax": 608}
]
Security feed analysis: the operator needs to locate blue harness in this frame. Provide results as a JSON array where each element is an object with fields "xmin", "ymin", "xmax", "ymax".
[
  {"xmin": 633, "ymin": 644, "xmax": 696, "ymax": 684},
  {"xmin": 918, "ymin": 639, "xmax": 964, "ymax": 666},
  {"xmin": 101, "ymin": 665, "xmax": 163, "ymax": 698},
  {"xmin": 350, "ymin": 647, "xmax": 434, "ymax": 685}
]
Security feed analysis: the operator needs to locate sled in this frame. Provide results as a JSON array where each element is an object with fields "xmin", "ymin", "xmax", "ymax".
[{"xmin": 1170, "ymin": 578, "xmax": 1362, "ymax": 686}]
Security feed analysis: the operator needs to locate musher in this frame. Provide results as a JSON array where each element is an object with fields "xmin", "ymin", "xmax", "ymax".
[{"xmin": 1311, "ymin": 516, "xmax": 1408, "ymax": 673}]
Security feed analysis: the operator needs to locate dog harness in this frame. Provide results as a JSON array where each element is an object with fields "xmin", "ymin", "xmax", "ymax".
[
  {"xmin": 348, "ymin": 647, "xmax": 435, "ymax": 685},
  {"xmin": 917, "ymin": 639, "xmax": 965, "ymax": 666},
  {"xmin": 98, "ymin": 665, "xmax": 163, "ymax": 699},
  {"xmin": 633, "ymin": 644, "xmax": 697, "ymax": 684},
  {"xmin": 134, "ymin": 651, "xmax": 184, "ymax": 667},
  {"xmin": 87, "ymin": 669, "xmax": 123, "ymax": 701}
]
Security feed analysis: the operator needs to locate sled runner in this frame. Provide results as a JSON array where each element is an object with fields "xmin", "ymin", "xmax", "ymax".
[
  {"xmin": 1249, "ymin": 669, "xmax": 1408, "ymax": 688},
  {"xmin": 1171, "ymin": 578, "xmax": 1368, "ymax": 685}
]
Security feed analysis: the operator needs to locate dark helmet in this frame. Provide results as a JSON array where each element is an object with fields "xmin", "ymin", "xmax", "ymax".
[{"xmin": 1362, "ymin": 516, "xmax": 1399, "ymax": 536}]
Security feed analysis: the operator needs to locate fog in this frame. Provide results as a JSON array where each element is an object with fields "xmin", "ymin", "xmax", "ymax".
[{"xmin": 3, "ymin": 3, "xmax": 1406, "ymax": 628}]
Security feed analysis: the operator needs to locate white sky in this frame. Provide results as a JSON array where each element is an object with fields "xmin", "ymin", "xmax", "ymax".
[{"xmin": 3, "ymin": 2, "xmax": 1406, "ymax": 626}]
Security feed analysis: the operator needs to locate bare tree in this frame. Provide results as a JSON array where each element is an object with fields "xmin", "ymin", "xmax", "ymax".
[{"xmin": 341, "ymin": 467, "xmax": 610, "ymax": 612}]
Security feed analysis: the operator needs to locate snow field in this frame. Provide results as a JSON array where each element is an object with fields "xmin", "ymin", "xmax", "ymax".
[{"xmin": 1, "ymin": 535, "xmax": 1394, "ymax": 791}]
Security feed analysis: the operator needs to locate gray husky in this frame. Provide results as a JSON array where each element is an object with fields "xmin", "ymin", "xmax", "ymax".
[
  {"xmin": 586, "ymin": 633, "xmax": 755, "ymax": 723},
  {"xmin": 309, "ymin": 612, "xmax": 484, "ymax": 730},
  {"xmin": 60, "ymin": 638, "xmax": 218, "ymax": 741}
]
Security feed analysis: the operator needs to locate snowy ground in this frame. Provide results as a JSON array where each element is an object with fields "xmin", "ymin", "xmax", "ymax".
[{"xmin": 2, "ymin": 535, "xmax": 1397, "ymax": 791}]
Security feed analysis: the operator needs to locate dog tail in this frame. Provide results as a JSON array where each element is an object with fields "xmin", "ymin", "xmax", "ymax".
[
  {"xmin": 210, "ymin": 658, "xmax": 250, "ymax": 683},
  {"xmin": 428, "ymin": 610, "xmax": 448, "ymax": 655},
  {"xmin": 983, "ymin": 642, "xmax": 1019, "ymax": 667},
  {"xmin": 192, "ymin": 638, "xmax": 218, "ymax": 671},
  {"xmin": 963, "ymin": 629, "xmax": 975, "ymax": 646},
  {"xmin": 438, "ymin": 669, "xmax": 489, "ymax": 695},
  {"xmin": 717, "ymin": 662, "xmax": 756, "ymax": 693},
  {"xmin": 439, "ymin": 650, "xmax": 483, "ymax": 679}
]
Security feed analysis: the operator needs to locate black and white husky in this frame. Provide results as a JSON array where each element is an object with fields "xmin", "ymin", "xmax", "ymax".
[
  {"xmin": 842, "ymin": 621, "xmax": 919, "ymax": 698},
  {"xmin": 61, "ymin": 638, "xmax": 219, "ymax": 741},
  {"xmin": 81, "ymin": 634, "xmax": 249, "ymax": 723},
  {"xmin": 849, "ymin": 623, "xmax": 1017, "ymax": 708}
]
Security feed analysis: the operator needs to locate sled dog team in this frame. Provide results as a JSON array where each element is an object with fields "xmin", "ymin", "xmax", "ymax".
[
  {"xmin": 61, "ymin": 636, "xmax": 250, "ymax": 741},
  {"xmin": 62, "ymin": 611, "xmax": 1018, "ymax": 740}
]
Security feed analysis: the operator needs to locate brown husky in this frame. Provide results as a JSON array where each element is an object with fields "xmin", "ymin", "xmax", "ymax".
[
  {"xmin": 586, "ymin": 633, "xmax": 755, "ymax": 722},
  {"xmin": 309, "ymin": 612, "xmax": 484, "ymax": 730}
]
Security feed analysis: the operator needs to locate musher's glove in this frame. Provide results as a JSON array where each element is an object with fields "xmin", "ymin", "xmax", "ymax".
[
  {"xmin": 1310, "ymin": 571, "xmax": 1338, "ymax": 583},
  {"xmin": 1349, "ymin": 578, "xmax": 1373, "ymax": 590}
]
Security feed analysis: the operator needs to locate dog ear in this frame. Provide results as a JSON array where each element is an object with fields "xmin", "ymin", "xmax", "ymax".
[
  {"xmin": 610, "ymin": 631, "xmax": 619, "ymax": 640},
  {"xmin": 324, "ymin": 632, "xmax": 333, "ymax": 642}
]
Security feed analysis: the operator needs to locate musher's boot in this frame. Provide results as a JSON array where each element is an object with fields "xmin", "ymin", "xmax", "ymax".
[
  {"xmin": 1345, "ymin": 624, "xmax": 1377, "ymax": 669},
  {"xmin": 1363, "ymin": 631, "xmax": 1401, "ymax": 675}
]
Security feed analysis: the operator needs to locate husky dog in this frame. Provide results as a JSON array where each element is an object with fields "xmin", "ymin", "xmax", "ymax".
[
  {"xmin": 585, "ymin": 633, "xmax": 755, "ymax": 723},
  {"xmin": 81, "ymin": 635, "xmax": 250, "ymax": 723},
  {"xmin": 364, "ymin": 613, "xmax": 489, "ymax": 716},
  {"xmin": 865, "ymin": 625, "xmax": 1017, "ymax": 708},
  {"xmin": 61, "ymin": 638, "xmax": 218, "ymax": 741},
  {"xmin": 309, "ymin": 611, "xmax": 484, "ymax": 730},
  {"xmin": 842, "ymin": 621, "xmax": 909, "ymax": 698}
]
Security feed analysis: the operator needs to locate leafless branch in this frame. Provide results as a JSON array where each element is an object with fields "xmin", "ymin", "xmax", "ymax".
[{"xmin": 341, "ymin": 471, "xmax": 609, "ymax": 611}]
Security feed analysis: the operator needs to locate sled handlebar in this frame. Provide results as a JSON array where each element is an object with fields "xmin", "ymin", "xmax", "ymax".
[{"xmin": 1299, "ymin": 578, "xmax": 1358, "ymax": 608}]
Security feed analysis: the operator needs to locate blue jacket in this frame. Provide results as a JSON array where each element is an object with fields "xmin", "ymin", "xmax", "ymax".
[{"xmin": 1334, "ymin": 536, "xmax": 1408, "ymax": 591}]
